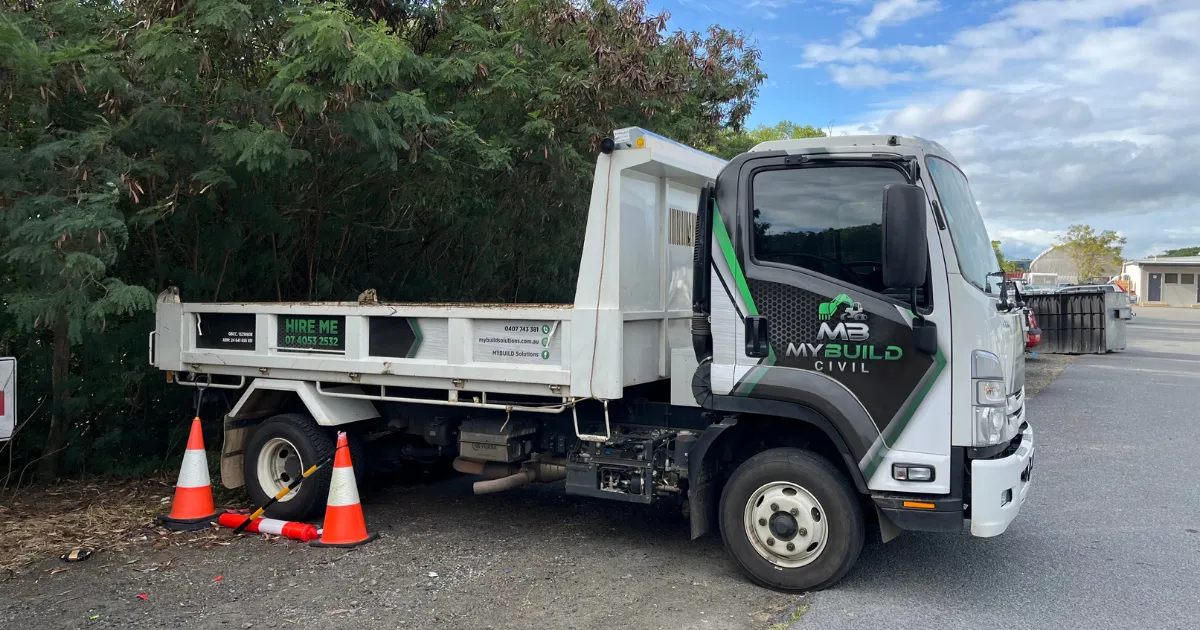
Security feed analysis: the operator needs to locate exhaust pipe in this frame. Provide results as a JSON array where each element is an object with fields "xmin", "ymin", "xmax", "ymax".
[
  {"xmin": 454, "ymin": 457, "xmax": 567, "ymax": 495},
  {"xmin": 473, "ymin": 469, "xmax": 538, "ymax": 494},
  {"xmin": 452, "ymin": 458, "xmax": 518, "ymax": 479}
]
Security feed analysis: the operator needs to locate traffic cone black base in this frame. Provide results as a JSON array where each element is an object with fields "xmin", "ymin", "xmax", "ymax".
[
  {"xmin": 310, "ymin": 532, "xmax": 379, "ymax": 549},
  {"xmin": 158, "ymin": 512, "xmax": 220, "ymax": 532}
]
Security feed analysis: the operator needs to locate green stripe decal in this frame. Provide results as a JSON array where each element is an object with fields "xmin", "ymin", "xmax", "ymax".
[
  {"xmin": 735, "ymin": 346, "xmax": 777, "ymax": 396},
  {"xmin": 861, "ymin": 347, "xmax": 947, "ymax": 480},
  {"xmin": 712, "ymin": 203, "xmax": 774, "ymax": 395},
  {"xmin": 711, "ymin": 205, "xmax": 759, "ymax": 316},
  {"xmin": 406, "ymin": 318, "xmax": 424, "ymax": 358}
]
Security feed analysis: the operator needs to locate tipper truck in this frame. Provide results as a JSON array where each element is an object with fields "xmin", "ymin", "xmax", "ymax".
[{"xmin": 150, "ymin": 128, "xmax": 1033, "ymax": 591}]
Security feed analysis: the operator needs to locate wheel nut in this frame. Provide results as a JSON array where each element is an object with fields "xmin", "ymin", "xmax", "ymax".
[
  {"xmin": 759, "ymin": 518, "xmax": 767, "ymax": 526},
  {"xmin": 790, "ymin": 508, "xmax": 799, "ymax": 516},
  {"xmin": 767, "ymin": 538, "xmax": 775, "ymax": 546},
  {"xmin": 787, "ymin": 543, "xmax": 795, "ymax": 552},
  {"xmin": 799, "ymin": 528, "xmax": 808, "ymax": 536},
  {"xmin": 770, "ymin": 503, "xmax": 779, "ymax": 512}
]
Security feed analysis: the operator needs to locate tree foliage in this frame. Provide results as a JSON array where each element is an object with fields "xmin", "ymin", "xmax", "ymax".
[
  {"xmin": 1057, "ymin": 224, "xmax": 1126, "ymax": 282},
  {"xmin": 707, "ymin": 120, "xmax": 825, "ymax": 160},
  {"xmin": 991, "ymin": 240, "xmax": 1022, "ymax": 274},
  {"xmin": 1161, "ymin": 246, "xmax": 1200, "ymax": 257},
  {"xmin": 0, "ymin": 0, "xmax": 765, "ymax": 480}
]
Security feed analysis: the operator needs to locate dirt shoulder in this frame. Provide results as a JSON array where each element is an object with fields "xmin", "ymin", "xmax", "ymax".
[
  {"xmin": 1024, "ymin": 352, "xmax": 1076, "ymax": 398},
  {"xmin": 2, "ymin": 475, "xmax": 796, "ymax": 630}
]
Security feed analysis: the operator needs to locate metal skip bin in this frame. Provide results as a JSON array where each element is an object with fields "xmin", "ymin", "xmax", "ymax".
[{"xmin": 1026, "ymin": 290, "xmax": 1131, "ymax": 354}]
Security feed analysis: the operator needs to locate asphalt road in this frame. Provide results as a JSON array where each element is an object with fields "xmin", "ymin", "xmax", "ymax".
[{"xmin": 792, "ymin": 307, "xmax": 1200, "ymax": 630}]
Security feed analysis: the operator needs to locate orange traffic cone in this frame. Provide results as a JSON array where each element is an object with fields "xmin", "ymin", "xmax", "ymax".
[
  {"xmin": 311, "ymin": 431, "xmax": 376, "ymax": 548},
  {"xmin": 158, "ymin": 417, "xmax": 222, "ymax": 531}
]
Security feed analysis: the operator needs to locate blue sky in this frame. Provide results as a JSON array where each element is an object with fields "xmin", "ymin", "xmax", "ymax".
[{"xmin": 649, "ymin": 0, "xmax": 1200, "ymax": 261}]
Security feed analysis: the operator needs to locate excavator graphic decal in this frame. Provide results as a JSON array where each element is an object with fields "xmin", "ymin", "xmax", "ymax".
[{"xmin": 818, "ymin": 294, "xmax": 853, "ymax": 320}]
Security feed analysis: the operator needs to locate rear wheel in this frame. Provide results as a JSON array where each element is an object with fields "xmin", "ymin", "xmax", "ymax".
[
  {"xmin": 719, "ymin": 448, "xmax": 864, "ymax": 591},
  {"xmin": 244, "ymin": 413, "xmax": 335, "ymax": 522}
]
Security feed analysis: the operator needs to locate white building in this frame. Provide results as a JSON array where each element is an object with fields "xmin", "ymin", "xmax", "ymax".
[
  {"xmin": 1122, "ymin": 257, "xmax": 1200, "ymax": 306},
  {"xmin": 1028, "ymin": 245, "xmax": 1121, "ymax": 286}
]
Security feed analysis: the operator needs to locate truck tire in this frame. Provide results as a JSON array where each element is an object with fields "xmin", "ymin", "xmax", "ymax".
[
  {"xmin": 719, "ymin": 448, "xmax": 864, "ymax": 591},
  {"xmin": 243, "ymin": 413, "xmax": 337, "ymax": 522}
]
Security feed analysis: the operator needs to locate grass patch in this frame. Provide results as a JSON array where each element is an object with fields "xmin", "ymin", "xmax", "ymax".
[{"xmin": 768, "ymin": 602, "xmax": 810, "ymax": 630}]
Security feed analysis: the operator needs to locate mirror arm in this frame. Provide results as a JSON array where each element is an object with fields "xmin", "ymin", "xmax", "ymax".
[{"xmin": 989, "ymin": 271, "xmax": 1011, "ymax": 312}]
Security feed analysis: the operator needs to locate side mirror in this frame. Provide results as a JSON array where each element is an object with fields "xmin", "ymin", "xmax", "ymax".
[{"xmin": 882, "ymin": 184, "xmax": 929, "ymax": 290}]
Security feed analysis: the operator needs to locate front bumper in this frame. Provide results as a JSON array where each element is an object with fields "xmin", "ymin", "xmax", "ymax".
[{"xmin": 969, "ymin": 422, "xmax": 1033, "ymax": 537}]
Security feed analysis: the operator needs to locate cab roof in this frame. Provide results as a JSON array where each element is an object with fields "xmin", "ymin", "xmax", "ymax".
[{"xmin": 750, "ymin": 134, "xmax": 957, "ymax": 164}]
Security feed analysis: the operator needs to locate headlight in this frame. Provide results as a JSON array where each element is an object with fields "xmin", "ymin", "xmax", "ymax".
[
  {"xmin": 974, "ymin": 406, "xmax": 1006, "ymax": 446},
  {"xmin": 971, "ymin": 351, "xmax": 1010, "ymax": 447}
]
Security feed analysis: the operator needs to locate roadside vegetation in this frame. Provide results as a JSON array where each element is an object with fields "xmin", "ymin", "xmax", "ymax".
[{"xmin": 0, "ymin": 0, "xmax": 788, "ymax": 483}]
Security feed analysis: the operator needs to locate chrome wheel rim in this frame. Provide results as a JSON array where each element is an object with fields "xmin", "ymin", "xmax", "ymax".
[
  {"xmin": 743, "ymin": 481, "xmax": 828, "ymax": 568},
  {"xmin": 257, "ymin": 437, "xmax": 303, "ymax": 502}
]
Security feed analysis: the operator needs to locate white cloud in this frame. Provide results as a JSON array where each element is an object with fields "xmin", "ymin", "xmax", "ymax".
[
  {"xmin": 988, "ymin": 227, "xmax": 1064, "ymax": 259},
  {"xmin": 861, "ymin": 0, "xmax": 940, "ymax": 38},
  {"xmin": 801, "ymin": 42, "xmax": 949, "ymax": 66},
  {"xmin": 828, "ymin": 64, "xmax": 915, "ymax": 87},
  {"xmin": 800, "ymin": 0, "xmax": 1200, "ymax": 259},
  {"xmin": 1001, "ymin": 0, "xmax": 1155, "ymax": 30},
  {"xmin": 744, "ymin": 0, "xmax": 801, "ymax": 20},
  {"xmin": 882, "ymin": 90, "xmax": 1094, "ymax": 134},
  {"xmin": 844, "ymin": 0, "xmax": 942, "ymax": 45}
]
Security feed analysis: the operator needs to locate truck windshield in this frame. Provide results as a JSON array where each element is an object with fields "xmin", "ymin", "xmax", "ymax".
[{"xmin": 925, "ymin": 157, "xmax": 1001, "ymax": 294}]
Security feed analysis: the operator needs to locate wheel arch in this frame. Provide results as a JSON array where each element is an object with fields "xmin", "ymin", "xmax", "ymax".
[
  {"xmin": 687, "ymin": 398, "xmax": 869, "ymax": 539},
  {"xmin": 219, "ymin": 379, "xmax": 379, "ymax": 488}
]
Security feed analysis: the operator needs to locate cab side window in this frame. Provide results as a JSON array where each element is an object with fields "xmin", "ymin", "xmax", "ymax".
[{"xmin": 751, "ymin": 165, "xmax": 923, "ymax": 303}]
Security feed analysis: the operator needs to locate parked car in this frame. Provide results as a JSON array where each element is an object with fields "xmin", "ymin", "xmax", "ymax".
[{"xmin": 1024, "ymin": 307, "xmax": 1042, "ymax": 350}]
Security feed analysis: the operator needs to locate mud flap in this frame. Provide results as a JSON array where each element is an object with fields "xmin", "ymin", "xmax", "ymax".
[
  {"xmin": 687, "ymin": 417, "xmax": 738, "ymax": 539},
  {"xmin": 221, "ymin": 413, "xmax": 269, "ymax": 489},
  {"xmin": 876, "ymin": 506, "xmax": 902, "ymax": 543},
  {"xmin": 688, "ymin": 477, "xmax": 715, "ymax": 539}
]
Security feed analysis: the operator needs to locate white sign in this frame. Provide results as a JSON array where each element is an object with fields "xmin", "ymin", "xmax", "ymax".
[
  {"xmin": 472, "ymin": 320, "xmax": 562, "ymax": 365},
  {"xmin": 0, "ymin": 357, "xmax": 15, "ymax": 442}
]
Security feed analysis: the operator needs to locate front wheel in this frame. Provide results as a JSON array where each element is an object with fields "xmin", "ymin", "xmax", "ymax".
[{"xmin": 719, "ymin": 448, "xmax": 864, "ymax": 591}]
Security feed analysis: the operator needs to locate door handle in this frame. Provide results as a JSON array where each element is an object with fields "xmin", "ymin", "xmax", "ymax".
[{"xmin": 744, "ymin": 316, "xmax": 771, "ymax": 358}]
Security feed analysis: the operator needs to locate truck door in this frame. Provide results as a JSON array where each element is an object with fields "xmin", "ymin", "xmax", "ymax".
[
  {"xmin": 711, "ymin": 157, "xmax": 945, "ymax": 474},
  {"xmin": 0, "ymin": 357, "xmax": 14, "ymax": 441}
]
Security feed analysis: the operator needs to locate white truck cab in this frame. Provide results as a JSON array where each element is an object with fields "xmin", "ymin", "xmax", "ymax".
[
  {"xmin": 151, "ymin": 129, "xmax": 1031, "ymax": 592},
  {"xmin": 693, "ymin": 134, "xmax": 1032, "ymax": 547}
]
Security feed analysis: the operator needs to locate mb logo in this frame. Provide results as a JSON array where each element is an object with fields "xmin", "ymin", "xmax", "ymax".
[{"xmin": 818, "ymin": 321, "xmax": 869, "ymax": 342}]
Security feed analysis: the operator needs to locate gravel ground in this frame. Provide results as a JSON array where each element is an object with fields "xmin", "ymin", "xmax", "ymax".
[
  {"xmin": 1022, "ymin": 351, "xmax": 1074, "ymax": 398},
  {"xmin": 1, "ymin": 473, "xmax": 798, "ymax": 630},
  {"xmin": 1, "ymin": 349, "xmax": 1074, "ymax": 630}
]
